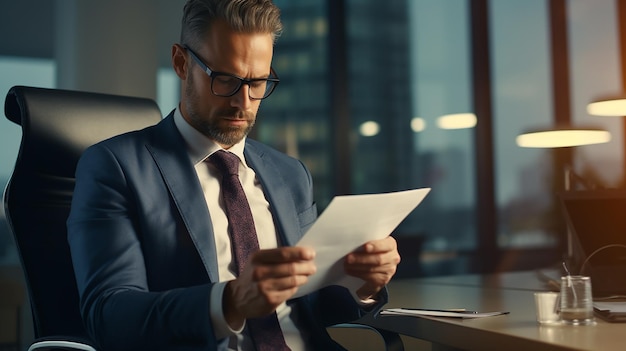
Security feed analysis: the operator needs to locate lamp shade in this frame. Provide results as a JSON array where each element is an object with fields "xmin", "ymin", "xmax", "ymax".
[
  {"xmin": 436, "ymin": 113, "xmax": 477, "ymax": 129},
  {"xmin": 587, "ymin": 96, "xmax": 626, "ymax": 116},
  {"xmin": 516, "ymin": 125, "xmax": 611, "ymax": 148}
]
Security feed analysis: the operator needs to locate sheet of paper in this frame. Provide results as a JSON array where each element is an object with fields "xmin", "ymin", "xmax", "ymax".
[
  {"xmin": 293, "ymin": 188, "xmax": 430, "ymax": 298},
  {"xmin": 380, "ymin": 308, "xmax": 510, "ymax": 319}
]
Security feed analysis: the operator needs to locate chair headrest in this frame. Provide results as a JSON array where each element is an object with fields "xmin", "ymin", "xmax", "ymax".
[{"xmin": 4, "ymin": 85, "xmax": 163, "ymax": 178}]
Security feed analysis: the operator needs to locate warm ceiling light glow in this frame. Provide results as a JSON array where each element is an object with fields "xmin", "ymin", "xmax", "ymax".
[
  {"xmin": 516, "ymin": 128, "xmax": 611, "ymax": 148},
  {"xmin": 411, "ymin": 117, "xmax": 426, "ymax": 132},
  {"xmin": 437, "ymin": 113, "xmax": 477, "ymax": 129},
  {"xmin": 359, "ymin": 121, "xmax": 380, "ymax": 137},
  {"xmin": 587, "ymin": 98, "xmax": 626, "ymax": 116}
]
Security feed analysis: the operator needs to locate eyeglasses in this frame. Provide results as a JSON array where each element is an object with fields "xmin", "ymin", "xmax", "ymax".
[{"xmin": 183, "ymin": 45, "xmax": 279, "ymax": 100}]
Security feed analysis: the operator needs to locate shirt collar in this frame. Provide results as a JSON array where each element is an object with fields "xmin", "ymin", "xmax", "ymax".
[{"xmin": 174, "ymin": 107, "xmax": 247, "ymax": 166}]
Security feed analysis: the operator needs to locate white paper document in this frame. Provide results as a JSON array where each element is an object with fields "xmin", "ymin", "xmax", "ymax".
[
  {"xmin": 293, "ymin": 188, "xmax": 431, "ymax": 298},
  {"xmin": 380, "ymin": 308, "xmax": 510, "ymax": 319}
]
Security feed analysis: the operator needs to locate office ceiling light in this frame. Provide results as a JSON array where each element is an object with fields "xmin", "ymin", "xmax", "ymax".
[
  {"xmin": 587, "ymin": 96, "xmax": 626, "ymax": 117},
  {"xmin": 516, "ymin": 126, "xmax": 611, "ymax": 148},
  {"xmin": 411, "ymin": 117, "xmax": 426, "ymax": 132},
  {"xmin": 359, "ymin": 120, "xmax": 380, "ymax": 137},
  {"xmin": 437, "ymin": 113, "xmax": 477, "ymax": 129}
]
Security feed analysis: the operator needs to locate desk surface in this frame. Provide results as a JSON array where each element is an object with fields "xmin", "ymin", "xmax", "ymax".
[{"xmin": 363, "ymin": 270, "xmax": 624, "ymax": 351}]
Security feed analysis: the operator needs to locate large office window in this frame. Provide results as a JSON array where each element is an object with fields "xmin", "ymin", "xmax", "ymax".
[
  {"xmin": 261, "ymin": 0, "xmax": 333, "ymax": 207},
  {"xmin": 406, "ymin": 0, "xmax": 476, "ymax": 259},
  {"xmin": 568, "ymin": 0, "xmax": 622, "ymax": 187},
  {"xmin": 347, "ymin": 0, "xmax": 415, "ymax": 197},
  {"xmin": 492, "ymin": 0, "xmax": 622, "ymax": 255},
  {"xmin": 387, "ymin": 0, "xmax": 477, "ymax": 275},
  {"xmin": 491, "ymin": 0, "xmax": 556, "ymax": 249}
]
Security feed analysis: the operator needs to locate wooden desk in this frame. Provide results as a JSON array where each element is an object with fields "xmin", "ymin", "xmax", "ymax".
[{"xmin": 361, "ymin": 270, "xmax": 625, "ymax": 351}]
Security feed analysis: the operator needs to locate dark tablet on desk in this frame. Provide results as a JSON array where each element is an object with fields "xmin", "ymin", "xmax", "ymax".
[
  {"xmin": 594, "ymin": 308, "xmax": 626, "ymax": 322},
  {"xmin": 594, "ymin": 301, "xmax": 626, "ymax": 323},
  {"xmin": 560, "ymin": 190, "xmax": 626, "ymax": 298}
]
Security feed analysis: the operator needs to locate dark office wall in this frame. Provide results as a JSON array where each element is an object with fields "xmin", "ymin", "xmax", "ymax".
[
  {"xmin": 0, "ymin": 0, "xmax": 184, "ymax": 68},
  {"xmin": 0, "ymin": 0, "xmax": 55, "ymax": 58}
]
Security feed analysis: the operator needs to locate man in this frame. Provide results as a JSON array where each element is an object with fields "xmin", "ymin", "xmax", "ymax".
[{"xmin": 67, "ymin": 0, "xmax": 400, "ymax": 350}]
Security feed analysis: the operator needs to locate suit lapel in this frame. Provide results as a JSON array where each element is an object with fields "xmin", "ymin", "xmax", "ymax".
[
  {"xmin": 145, "ymin": 115, "xmax": 220, "ymax": 282},
  {"xmin": 141, "ymin": 116, "xmax": 300, "ymax": 283},
  {"xmin": 244, "ymin": 142, "xmax": 301, "ymax": 246}
]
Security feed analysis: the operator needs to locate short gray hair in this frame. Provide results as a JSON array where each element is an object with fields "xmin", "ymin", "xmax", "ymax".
[{"xmin": 180, "ymin": 0, "xmax": 283, "ymax": 49}]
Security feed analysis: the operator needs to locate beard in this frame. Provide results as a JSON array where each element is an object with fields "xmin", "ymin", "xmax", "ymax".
[{"xmin": 184, "ymin": 74, "xmax": 256, "ymax": 147}]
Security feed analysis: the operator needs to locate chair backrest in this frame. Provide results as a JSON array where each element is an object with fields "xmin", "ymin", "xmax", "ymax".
[{"xmin": 3, "ymin": 86, "xmax": 162, "ymax": 340}]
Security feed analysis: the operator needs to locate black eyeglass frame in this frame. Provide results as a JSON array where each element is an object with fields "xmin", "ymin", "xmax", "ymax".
[{"xmin": 183, "ymin": 45, "xmax": 280, "ymax": 100}]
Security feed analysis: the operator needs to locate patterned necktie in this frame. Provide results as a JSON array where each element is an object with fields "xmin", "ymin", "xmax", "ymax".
[{"xmin": 209, "ymin": 150, "xmax": 291, "ymax": 351}]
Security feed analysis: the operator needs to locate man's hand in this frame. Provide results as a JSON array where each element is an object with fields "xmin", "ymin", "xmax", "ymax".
[
  {"xmin": 344, "ymin": 236, "xmax": 400, "ymax": 300},
  {"xmin": 223, "ymin": 246, "xmax": 316, "ymax": 329}
]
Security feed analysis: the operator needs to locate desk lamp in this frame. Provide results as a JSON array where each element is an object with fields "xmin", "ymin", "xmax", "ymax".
[
  {"xmin": 516, "ymin": 124, "xmax": 611, "ymax": 265},
  {"xmin": 516, "ymin": 125, "xmax": 611, "ymax": 148},
  {"xmin": 587, "ymin": 96, "xmax": 626, "ymax": 117}
]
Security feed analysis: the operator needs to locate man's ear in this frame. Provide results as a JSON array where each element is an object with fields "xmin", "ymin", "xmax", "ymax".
[{"xmin": 171, "ymin": 44, "xmax": 188, "ymax": 80}]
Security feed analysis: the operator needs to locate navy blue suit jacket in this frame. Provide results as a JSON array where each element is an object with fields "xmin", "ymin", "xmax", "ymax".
[{"xmin": 67, "ymin": 114, "xmax": 386, "ymax": 350}]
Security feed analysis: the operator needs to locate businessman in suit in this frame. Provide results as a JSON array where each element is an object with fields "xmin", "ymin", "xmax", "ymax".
[{"xmin": 67, "ymin": 0, "xmax": 400, "ymax": 350}]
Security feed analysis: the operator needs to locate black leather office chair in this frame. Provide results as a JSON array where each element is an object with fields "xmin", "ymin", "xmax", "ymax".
[
  {"xmin": 3, "ymin": 85, "xmax": 163, "ymax": 350},
  {"xmin": 3, "ymin": 85, "xmax": 404, "ymax": 351}
]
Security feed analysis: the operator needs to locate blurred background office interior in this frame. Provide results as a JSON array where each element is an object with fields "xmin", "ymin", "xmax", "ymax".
[{"xmin": 0, "ymin": 0, "xmax": 625, "ymax": 348}]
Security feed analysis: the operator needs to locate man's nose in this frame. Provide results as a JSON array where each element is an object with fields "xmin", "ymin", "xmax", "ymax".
[{"xmin": 230, "ymin": 83, "xmax": 253, "ymax": 110}]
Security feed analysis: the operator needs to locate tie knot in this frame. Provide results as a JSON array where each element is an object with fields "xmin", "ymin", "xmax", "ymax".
[{"xmin": 209, "ymin": 150, "xmax": 240, "ymax": 176}]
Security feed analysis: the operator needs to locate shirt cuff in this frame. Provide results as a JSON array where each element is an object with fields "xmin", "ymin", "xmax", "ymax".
[
  {"xmin": 210, "ymin": 280, "xmax": 245, "ymax": 339},
  {"xmin": 349, "ymin": 287, "xmax": 378, "ymax": 306}
]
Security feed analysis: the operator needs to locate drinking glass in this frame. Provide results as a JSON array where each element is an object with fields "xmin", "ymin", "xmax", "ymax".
[{"xmin": 559, "ymin": 275, "xmax": 595, "ymax": 325}]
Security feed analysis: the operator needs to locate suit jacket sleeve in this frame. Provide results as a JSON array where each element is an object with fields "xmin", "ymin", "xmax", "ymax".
[{"xmin": 67, "ymin": 127, "xmax": 226, "ymax": 351}]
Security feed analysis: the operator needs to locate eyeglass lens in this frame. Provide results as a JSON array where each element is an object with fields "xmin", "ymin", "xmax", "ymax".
[{"xmin": 212, "ymin": 75, "xmax": 276, "ymax": 99}]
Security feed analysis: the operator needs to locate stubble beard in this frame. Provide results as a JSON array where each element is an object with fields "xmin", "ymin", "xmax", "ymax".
[{"xmin": 185, "ymin": 75, "xmax": 255, "ymax": 147}]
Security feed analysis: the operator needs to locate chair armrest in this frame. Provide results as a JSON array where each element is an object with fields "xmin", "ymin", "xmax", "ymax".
[
  {"xmin": 28, "ymin": 337, "xmax": 97, "ymax": 351},
  {"xmin": 330, "ymin": 323, "xmax": 404, "ymax": 351}
]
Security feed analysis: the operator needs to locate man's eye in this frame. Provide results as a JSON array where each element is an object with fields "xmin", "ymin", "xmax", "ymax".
[
  {"xmin": 215, "ymin": 76, "xmax": 238, "ymax": 85},
  {"xmin": 250, "ymin": 80, "xmax": 267, "ymax": 89}
]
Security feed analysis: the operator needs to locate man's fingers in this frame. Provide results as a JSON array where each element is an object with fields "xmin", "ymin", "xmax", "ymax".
[
  {"xmin": 345, "ymin": 261, "xmax": 396, "ymax": 274},
  {"xmin": 252, "ymin": 260, "xmax": 317, "ymax": 280},
  {"xmin": 354, "ymin": 236, "xmax": 398, "ymax": 253},
  {"xmin": 346, "ymin": 249, "xmax": 401, "ymax": 266},
  {"xmin": 258, "ymin": 273, "xmax": 311, "ymax": 292},
  {"xmin": 252, "ymin": 246, "xmax": 315, "ymax": 264}
]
